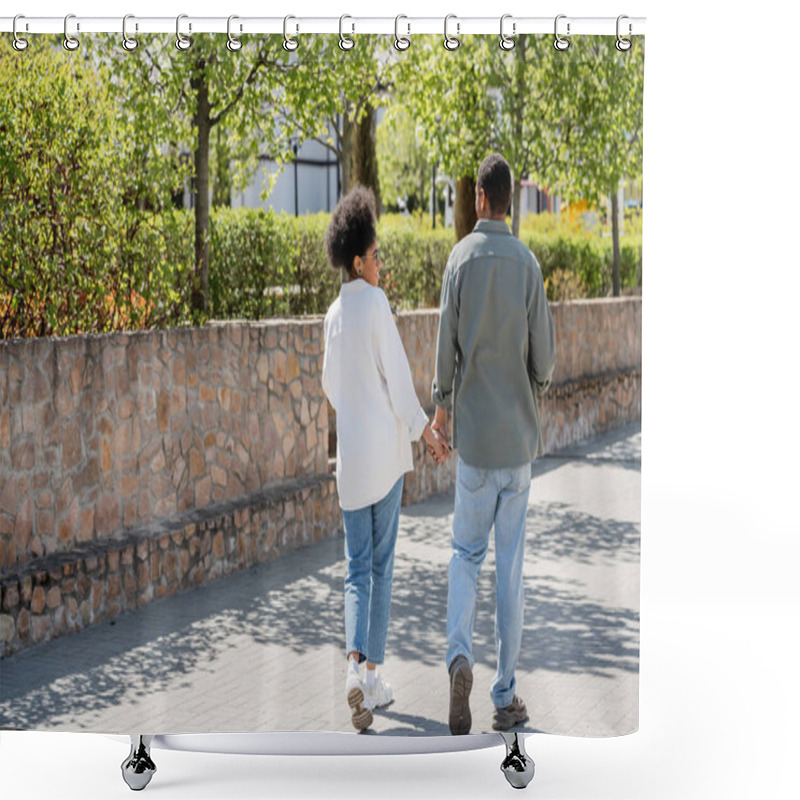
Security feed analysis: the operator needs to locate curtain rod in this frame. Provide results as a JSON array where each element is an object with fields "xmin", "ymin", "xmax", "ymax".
[{"xmin": 1, "ymin": 16, "xmax": 646, "ymax": 37}]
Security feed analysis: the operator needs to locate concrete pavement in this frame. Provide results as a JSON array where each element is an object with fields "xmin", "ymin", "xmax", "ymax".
[{"xmin": 0, "ymin": 424, "xmax": 640, "ymax": 739}]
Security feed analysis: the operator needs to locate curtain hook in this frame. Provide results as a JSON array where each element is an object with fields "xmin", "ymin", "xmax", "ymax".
[
  {"xmin": 63, "ymin": 13, "xmax": 80, "ymax": 51},
  {"xmin": 554, "ymin": 14, "xmax": 570, "ymax": 51},
  {"xmin": 339, "ymin": 15, "xmax": 355, "ymax": 51},
  {"xmin": 394, "ymin": 14, "xmax": 410, "ymax": 51},
  {"xmin": 443, "ymin": 14, "xmax": 460, "ymax": 51},
  {"xmin": 122, "ymin": 14, "xmax": 138, "ymax": 51},
  {"xmin": 227, "ymin": 15, "xmax": 243, "ymax": 51},
  {"xmin": 283, "ymin": 15, "xmax": 299, "ymax": 51},
  {"xmin": 175, "ymin": 14, "xmax": 192, "ymax": 51},
  {"xmin": 616, "ymin": 14, "xmax": 632, "ymax": 51},
  {"xmin": 12, "ymin": 14, "xmax": 29, "ymax": 51},
  {"xmin": 499, "ymin": 14, "xmax": 515, "ymax": 51}
]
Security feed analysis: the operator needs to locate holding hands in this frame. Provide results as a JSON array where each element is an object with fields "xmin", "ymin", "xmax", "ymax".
[{"xmin": 423, "ymin": 410, "xmax": 451, "ymax": 465}]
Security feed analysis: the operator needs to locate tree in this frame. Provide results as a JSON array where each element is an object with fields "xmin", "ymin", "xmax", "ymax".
[
  {"xmin": 352, "ymin": 100, "xmax": 381, "ymax": 213},
  {"xmin": 553, "ymin": 37, "xmax": 645, "ymax": 295},
  {"xmin": 0, "ymin": 38, "xmax": 184, "ymax": 337},
  {"xmin": 377, "ymin": 106, "xmax": 432, "ymax": 213},
  {"xmin": 390, "ymin": 35, "xmax": 495, "ymax": 240},
  {"xmin": 488, "ymin": 35, "xmax": 575, "ymax": 237},
  {"xmin": 97, "ymin": 33, "xmax": 320, "ymax": 318},
  {"xmin": 284, "ymin": 35, "xmax": 390, "ymax": 205}
]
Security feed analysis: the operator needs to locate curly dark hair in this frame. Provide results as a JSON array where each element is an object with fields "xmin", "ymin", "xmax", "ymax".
[
  {"xmin": 477, "ymin": 153, "xmax": 512, "ymax": 216},
  {"xmin": 325, "ymin": 186, "xmax": 377, "ymax": 274}
]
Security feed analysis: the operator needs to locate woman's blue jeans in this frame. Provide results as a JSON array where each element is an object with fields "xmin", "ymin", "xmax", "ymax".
[
  {"xmin": 446, "ymin": 456, "xmax": 531, "ymax": 709},
  {"xmin": 342, "ymin": 476, "xmax": 404, "ymax": 665}
]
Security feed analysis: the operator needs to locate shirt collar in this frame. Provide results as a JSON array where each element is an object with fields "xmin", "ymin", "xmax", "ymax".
[
  {"xmin": 340, "ymin": 278, "xmax": 370, "ymax": 293},
  {"xmin": 473, "ymin": 218, "xmax": 512, "ymax": 235}
]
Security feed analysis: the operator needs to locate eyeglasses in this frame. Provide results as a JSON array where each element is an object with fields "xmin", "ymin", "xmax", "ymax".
[{"xmin": 364, "ymin": 248, "xmax": 381, "ymax": 263}]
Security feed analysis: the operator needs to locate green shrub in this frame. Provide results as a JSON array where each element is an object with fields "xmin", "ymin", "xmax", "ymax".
[
  {"xmin": 0, "ymin": 40, "xmax": 189, "ymax": 338},
  {"xmin": 206, "ymin": 210, "xmax": 457, "ymax": 319}
]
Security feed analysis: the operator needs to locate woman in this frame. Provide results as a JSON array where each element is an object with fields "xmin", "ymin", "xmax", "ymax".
[{"xmin": 322, "ymin": 187, "xmax": 448, "ymax": 731}]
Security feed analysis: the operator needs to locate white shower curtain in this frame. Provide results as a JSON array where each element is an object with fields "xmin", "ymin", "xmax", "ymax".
[{"xmin": 1, "ymin": 6, "xmax": 643, "ymax": 796}]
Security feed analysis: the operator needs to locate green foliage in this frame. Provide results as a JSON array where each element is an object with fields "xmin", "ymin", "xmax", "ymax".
[
  {"xmin": 205, "ymin": 211, "xmax": 455, "ymax": 318},
  {"xmin": 390, "ymin": 35, "xmax": 494, "ymax": 182},
  {"xmin": 1, "ymin": 34, "xmax": 644, "ymax": 337},
  {"xmin": 377, "ymin": 107, "xmax": 433, "ymax": 213},
  {"xmin": 557, "ymin": 37, "xmax": 645, "ymax": 203},
  {"xmin": 287, "ymin": 34, "xmax": 393, "ymax": 197},
  {"xmin": 518, "ymin": 232, "xmax": 642, "ymax": 301},
  {"xmin": 205, "ymin": 210, "xmax": 641, "ymax": 317},
  {"xmin": 0, "ymin": 39, "xmax": 188, "ymax": 338},
  {"xmin": 208, "ymin": 210, "xmax": 333, "ymax": 318},
  {"xmin": 376, "ymin": 216, "xmax": 455, "ymax": 310}
]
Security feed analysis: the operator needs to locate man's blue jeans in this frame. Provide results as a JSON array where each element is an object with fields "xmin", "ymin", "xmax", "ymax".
[
  {"xmin": 342, "ymin": 476, "xmax": 404, "ymax": 665},
  {"xmin": 446, "ymin": 456, "xmax": 531, "ymax": 709}
]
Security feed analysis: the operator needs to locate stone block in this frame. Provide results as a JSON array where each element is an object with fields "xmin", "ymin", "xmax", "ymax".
[
  {"xmin": 30, "ymin": 586, "xmax": 46, "ymax": 614},
  {"xmin": 94, "ymin": 494, "xmax": 121, "ymax": 536},
  {"xmin": 31, "ymin": 614, "xmax": 53, "ymax": 643},
  {"xmin": 46, "ymin": 586, "xmax": 61, "ymax": 609},
  {"xmin": 18, "ymin": 608, "xmax": 29, "ymax": 640}
]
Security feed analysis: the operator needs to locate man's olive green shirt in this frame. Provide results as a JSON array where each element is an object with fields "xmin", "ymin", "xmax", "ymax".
[{"xmin": 432, "ymin": 219, "xmax": 556, "ymax": 468}]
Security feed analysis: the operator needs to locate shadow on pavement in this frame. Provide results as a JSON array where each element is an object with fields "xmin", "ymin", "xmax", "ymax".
[{"xmin": 1, "ymin": 425, "xmax": 640, "ymax": 732}]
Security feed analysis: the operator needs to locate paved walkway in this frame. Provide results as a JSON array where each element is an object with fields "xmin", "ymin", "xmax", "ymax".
[{"xmin": 0, "ymin": 424, "xmax": 640, "ymax": 739}]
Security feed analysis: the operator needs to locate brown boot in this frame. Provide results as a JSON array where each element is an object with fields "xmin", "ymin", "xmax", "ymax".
[
  {"xmin": 492, "ymin": 695, "xmax": 529, "ymax": 731},
  {"xmin": 448, "ymin": 655, "xmax": 473, "ymax": 735}
]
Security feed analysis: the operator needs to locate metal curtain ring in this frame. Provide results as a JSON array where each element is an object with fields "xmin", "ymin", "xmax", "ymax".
[
  {"xmin": 554, "ymin": 14, "xmax": 570, "ymax": 51},
  {"xmin": 227, "ymin": 15, "xmax": 243, "ymax": 51},
  {"xmin": 499, "ymin": 14, "xmax": 515, "ymax": 51},
  {"xmin": 63, "ymin": 13, "xmax": 80, "ymax": 51},
  {"xmin": 443, "ymin": 14, "xmax": 460, "ymax": 51},
  {"xmin": 394, "ymin": 15, "xmax": 410, "ymax": 51},
  {"xmin": 283, "ymin": 16, "xmax": 299, "ymax": 51},
  {"xmin": 339, "ymin": 15, "xmax": 355, "ymax": 51},
  {"xmin": 122, "ymin": 14, "xmax": 138, "ymax": 51},
  {"xmin": 175, "ymin": 14, "xmax": 192, "ymax": 51},
  {"xmin": 616, "ymin": 14, "xmax": 632, "ymax": 51},
  {"xmin": 12, "ymin": 14, "xmax": 29, "ymax": 51}
]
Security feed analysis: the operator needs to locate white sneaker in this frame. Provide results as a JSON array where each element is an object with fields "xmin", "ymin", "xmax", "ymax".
[
  {"xmin": 346, "ymin": 671, "xmax": 373, "ymax": 731},
  {"xmin": 365, "ymin": 674, "xmax": 394, "ymax": 709}
]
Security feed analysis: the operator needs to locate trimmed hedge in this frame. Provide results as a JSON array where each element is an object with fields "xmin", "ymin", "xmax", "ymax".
[
  {"xmin": 205, "ymin": 209, "xmax": 641, "ymax": 319},
  {"xmin": 2, "ymin": 207, "xmax": 642, "ymax": 337},
  {"xmin": 207, "ymin": 210, "xmax": 456, "ymax": 318}
]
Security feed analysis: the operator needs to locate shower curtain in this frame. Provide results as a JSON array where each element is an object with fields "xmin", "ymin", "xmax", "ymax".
[{"xmin": 0, "ymin": 15, "xmax": 643, "ymax": 749}]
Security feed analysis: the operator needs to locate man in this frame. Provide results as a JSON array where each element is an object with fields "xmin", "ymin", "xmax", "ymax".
[{"xmin": 432, "ymin": 153, "xmax": 556, "ymax": 735}]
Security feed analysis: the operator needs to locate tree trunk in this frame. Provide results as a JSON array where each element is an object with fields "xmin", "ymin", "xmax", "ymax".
[
  {"xmin": 511, "ymin": 180, "xmax": 522, "ymax": 238},
  {"xmin": 352, "ymin": 103, "xmax": 381, "ymax": 216},
  {"xmin": 191, "ymin": 60, "xmax": 211, "ymax": 318},
  {"xmin": 340, "ymin": 114, "xmax": 355, "ymax": 198},
  {"xmin": 455, "ymin": 176, "xmax": 477, "ymax": 242},
  {"xmin": 611, "ymin": 189, "xmax": 621, "ymax": 297}
]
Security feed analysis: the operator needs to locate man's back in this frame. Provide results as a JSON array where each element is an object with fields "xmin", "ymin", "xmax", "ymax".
[{"xmin": 432, "ymin": 218, "xmax": 556, "ymax": 469}]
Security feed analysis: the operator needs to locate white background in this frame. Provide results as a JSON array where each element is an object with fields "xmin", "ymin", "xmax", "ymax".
[{"xmin": 2, "ymin": 1, "xmax": 799, "ymax": 798}]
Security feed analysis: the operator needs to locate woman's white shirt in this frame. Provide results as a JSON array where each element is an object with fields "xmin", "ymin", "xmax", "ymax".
[{"xmin": 322, "ymin": 280, "xmax": 428, "ymax": 511}]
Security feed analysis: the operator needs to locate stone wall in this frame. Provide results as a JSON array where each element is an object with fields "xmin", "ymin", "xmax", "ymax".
[
  {"xmin": 1, "ymin": 322, "xmax": 327, "ymax": 572},
  {"xmin": 1, "ymin": 298, "xmax": 640, "ymax": 656},
  {"xmin": 0, "ymin": 474, "xmax": 338, "ymax": 654}
]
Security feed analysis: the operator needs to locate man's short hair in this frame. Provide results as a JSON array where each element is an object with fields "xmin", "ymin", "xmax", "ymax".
[{"xmin": 477, "ymin": 154, "xmax": 512, "ymax": 216}]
